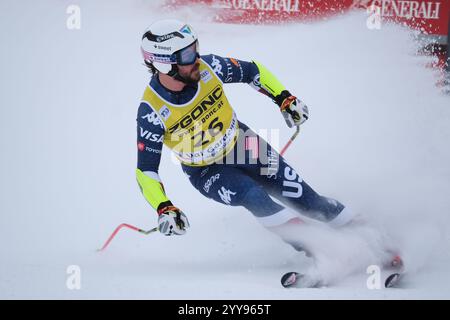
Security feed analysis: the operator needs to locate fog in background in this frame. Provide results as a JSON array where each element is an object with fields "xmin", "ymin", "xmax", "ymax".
[{"xmin": 0, "ymin": 0, "xmax": 449, "ymax": 298}]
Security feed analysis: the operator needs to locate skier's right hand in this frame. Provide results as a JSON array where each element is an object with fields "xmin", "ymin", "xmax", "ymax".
[{"xmin": 157, "ymin": 205, "xmax": 190, "ymax": 236}]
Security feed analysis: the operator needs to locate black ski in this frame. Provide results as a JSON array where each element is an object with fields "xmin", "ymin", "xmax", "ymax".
[
  {"xmin": 385, "ymin": 272, "xmax": 403, "ymax": 288},
  {"xmin": 384, "ymin": 255, "xmax": 405, "ymax": 288},
  {"xmin": 281, "ymin": 255, "xmax": 405, "ymax": 289},
  {"xmin": 281, "ymin": 272, "xmax": 299, "ymax": 288},
  {"xmin": 280, "ymin": 272, "xmax": 321, "ymax": 288}
]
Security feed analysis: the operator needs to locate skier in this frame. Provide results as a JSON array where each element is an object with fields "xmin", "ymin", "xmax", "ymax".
[{"xmin": 136, "ymin": 19, "xmax": 356, "ymax": 253}]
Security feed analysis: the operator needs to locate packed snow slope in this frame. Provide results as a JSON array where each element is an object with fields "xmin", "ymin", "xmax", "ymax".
[{"xmin": 1, "ymin": 0, "xmax": 449, "ymax": 299}]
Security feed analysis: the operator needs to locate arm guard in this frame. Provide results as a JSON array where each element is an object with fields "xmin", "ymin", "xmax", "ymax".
[
  {"xmin": 136, "ymin": 169, "xmax": 171, "ymax": 211},
  {"xmin": 252, "ymin": 60, "xmax": 287, "ymax": 99}
]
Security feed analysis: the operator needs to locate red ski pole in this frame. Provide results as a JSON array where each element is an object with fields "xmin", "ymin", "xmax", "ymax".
[
  {"xmin": 280, "ymin": 125, "xmax": 300, "ymax": 156},
  {"xmin": 98, "ymin": 223, "xmax": 158, "ymax": 252},
  {"xmin": 99, "ymin": 126, "xmax": 300, "ymax": 252}
]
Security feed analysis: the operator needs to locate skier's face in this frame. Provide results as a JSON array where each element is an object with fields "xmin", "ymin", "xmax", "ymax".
[{"xmin": 177, "ymin": 58, "xmax": 201, "ymax": 84}]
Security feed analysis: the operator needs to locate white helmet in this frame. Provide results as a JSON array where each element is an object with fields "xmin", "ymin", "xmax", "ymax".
[{"xmin": 141, "ymin": 19, "xmax": 199, "ymax": 75}]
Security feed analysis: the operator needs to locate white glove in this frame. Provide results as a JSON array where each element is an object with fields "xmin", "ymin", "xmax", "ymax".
[
  {"xmin": 157, "ymin": 206, "xmax": 190, "ymax": 236},
  {"xmin": 282, "ymin": 98, "xmax": 309, "ymax": 128},
  {"xmin": 276, "ymin": 90, "xmax": 309, "ymax": 128}
]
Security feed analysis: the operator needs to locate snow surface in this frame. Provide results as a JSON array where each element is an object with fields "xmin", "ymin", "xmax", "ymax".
[{"xmin": 1, "ymin": 0, "xmax": 449, "ymax": 299}]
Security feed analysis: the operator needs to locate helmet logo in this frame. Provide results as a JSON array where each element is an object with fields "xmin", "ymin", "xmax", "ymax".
[
  {"xmin": 154, "ymin": 44, "xmax": 172, "ymax": 51},
  {"xmin": 156, "ymin": 33, "xmax": 175, "ymax": 42},
  {"xmin": 179, "ymin": 25, "xmax": 192, "ymax": 35},
  {"xmin": 142, "ymin": 31, "xmax": 185, "ymax": 43}
]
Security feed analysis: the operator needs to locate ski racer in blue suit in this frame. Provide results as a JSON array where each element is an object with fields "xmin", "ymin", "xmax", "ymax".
[{"xmin": 136, "ymin": 19, "xmax": 356, "ymax": 251}]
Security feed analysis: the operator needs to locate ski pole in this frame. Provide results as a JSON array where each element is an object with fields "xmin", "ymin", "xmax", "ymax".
[
  {"xmin": 280, "ymin": 125, "xmax": 300, "ymax": 156},
  {"xmin": 98, "ymin": 223, "xmax": 158, "ymax": 252},
  {"xmin": 99, "ymin": 126, "xmax": 300, "ymax": 252}
]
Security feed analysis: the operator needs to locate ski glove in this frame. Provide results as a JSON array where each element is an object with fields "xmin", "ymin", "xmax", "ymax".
[
  {"xmin": 157, "ymin": 205, "xmax": 190, "ymax": 236},
  {"xmin": 275, "ymin": 90, "xmax": 309, "ymax": 128}
]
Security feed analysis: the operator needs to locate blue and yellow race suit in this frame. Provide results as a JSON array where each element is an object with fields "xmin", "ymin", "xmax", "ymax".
[{"xmin": 136, "ymin": 54, "xmax": 351, "ymax": 227}]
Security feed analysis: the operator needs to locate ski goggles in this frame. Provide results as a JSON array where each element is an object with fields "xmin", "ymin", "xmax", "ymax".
[
  {"xmin": 175, "ymin": 41, "xmax": 200, "ymax": 65},
  {"xmin": 142, "ymin": 41, "xmax": 199, "ymax": 66}
]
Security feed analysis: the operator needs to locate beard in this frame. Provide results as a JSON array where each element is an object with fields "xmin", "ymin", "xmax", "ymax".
[{"xmin": 178, "ymin": 63, "xmax": 201, "ymax": 85}]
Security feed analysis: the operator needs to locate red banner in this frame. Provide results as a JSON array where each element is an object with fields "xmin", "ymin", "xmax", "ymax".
[
  {"xmin": 165, "ymin": 0, "xmax": 449, "ymax": 38},
  {"xmin": 360, "ymin": 0, "xmax": 449, "ymax": 37},
  {"xmin": 165, "ymin": 0, "xmax": 358, "ymax": 22}
]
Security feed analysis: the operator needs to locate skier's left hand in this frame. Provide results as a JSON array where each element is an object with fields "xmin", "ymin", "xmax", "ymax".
[{"xmin": 275, "ymin": 90, "xmax": 309, "ymax": 128}]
